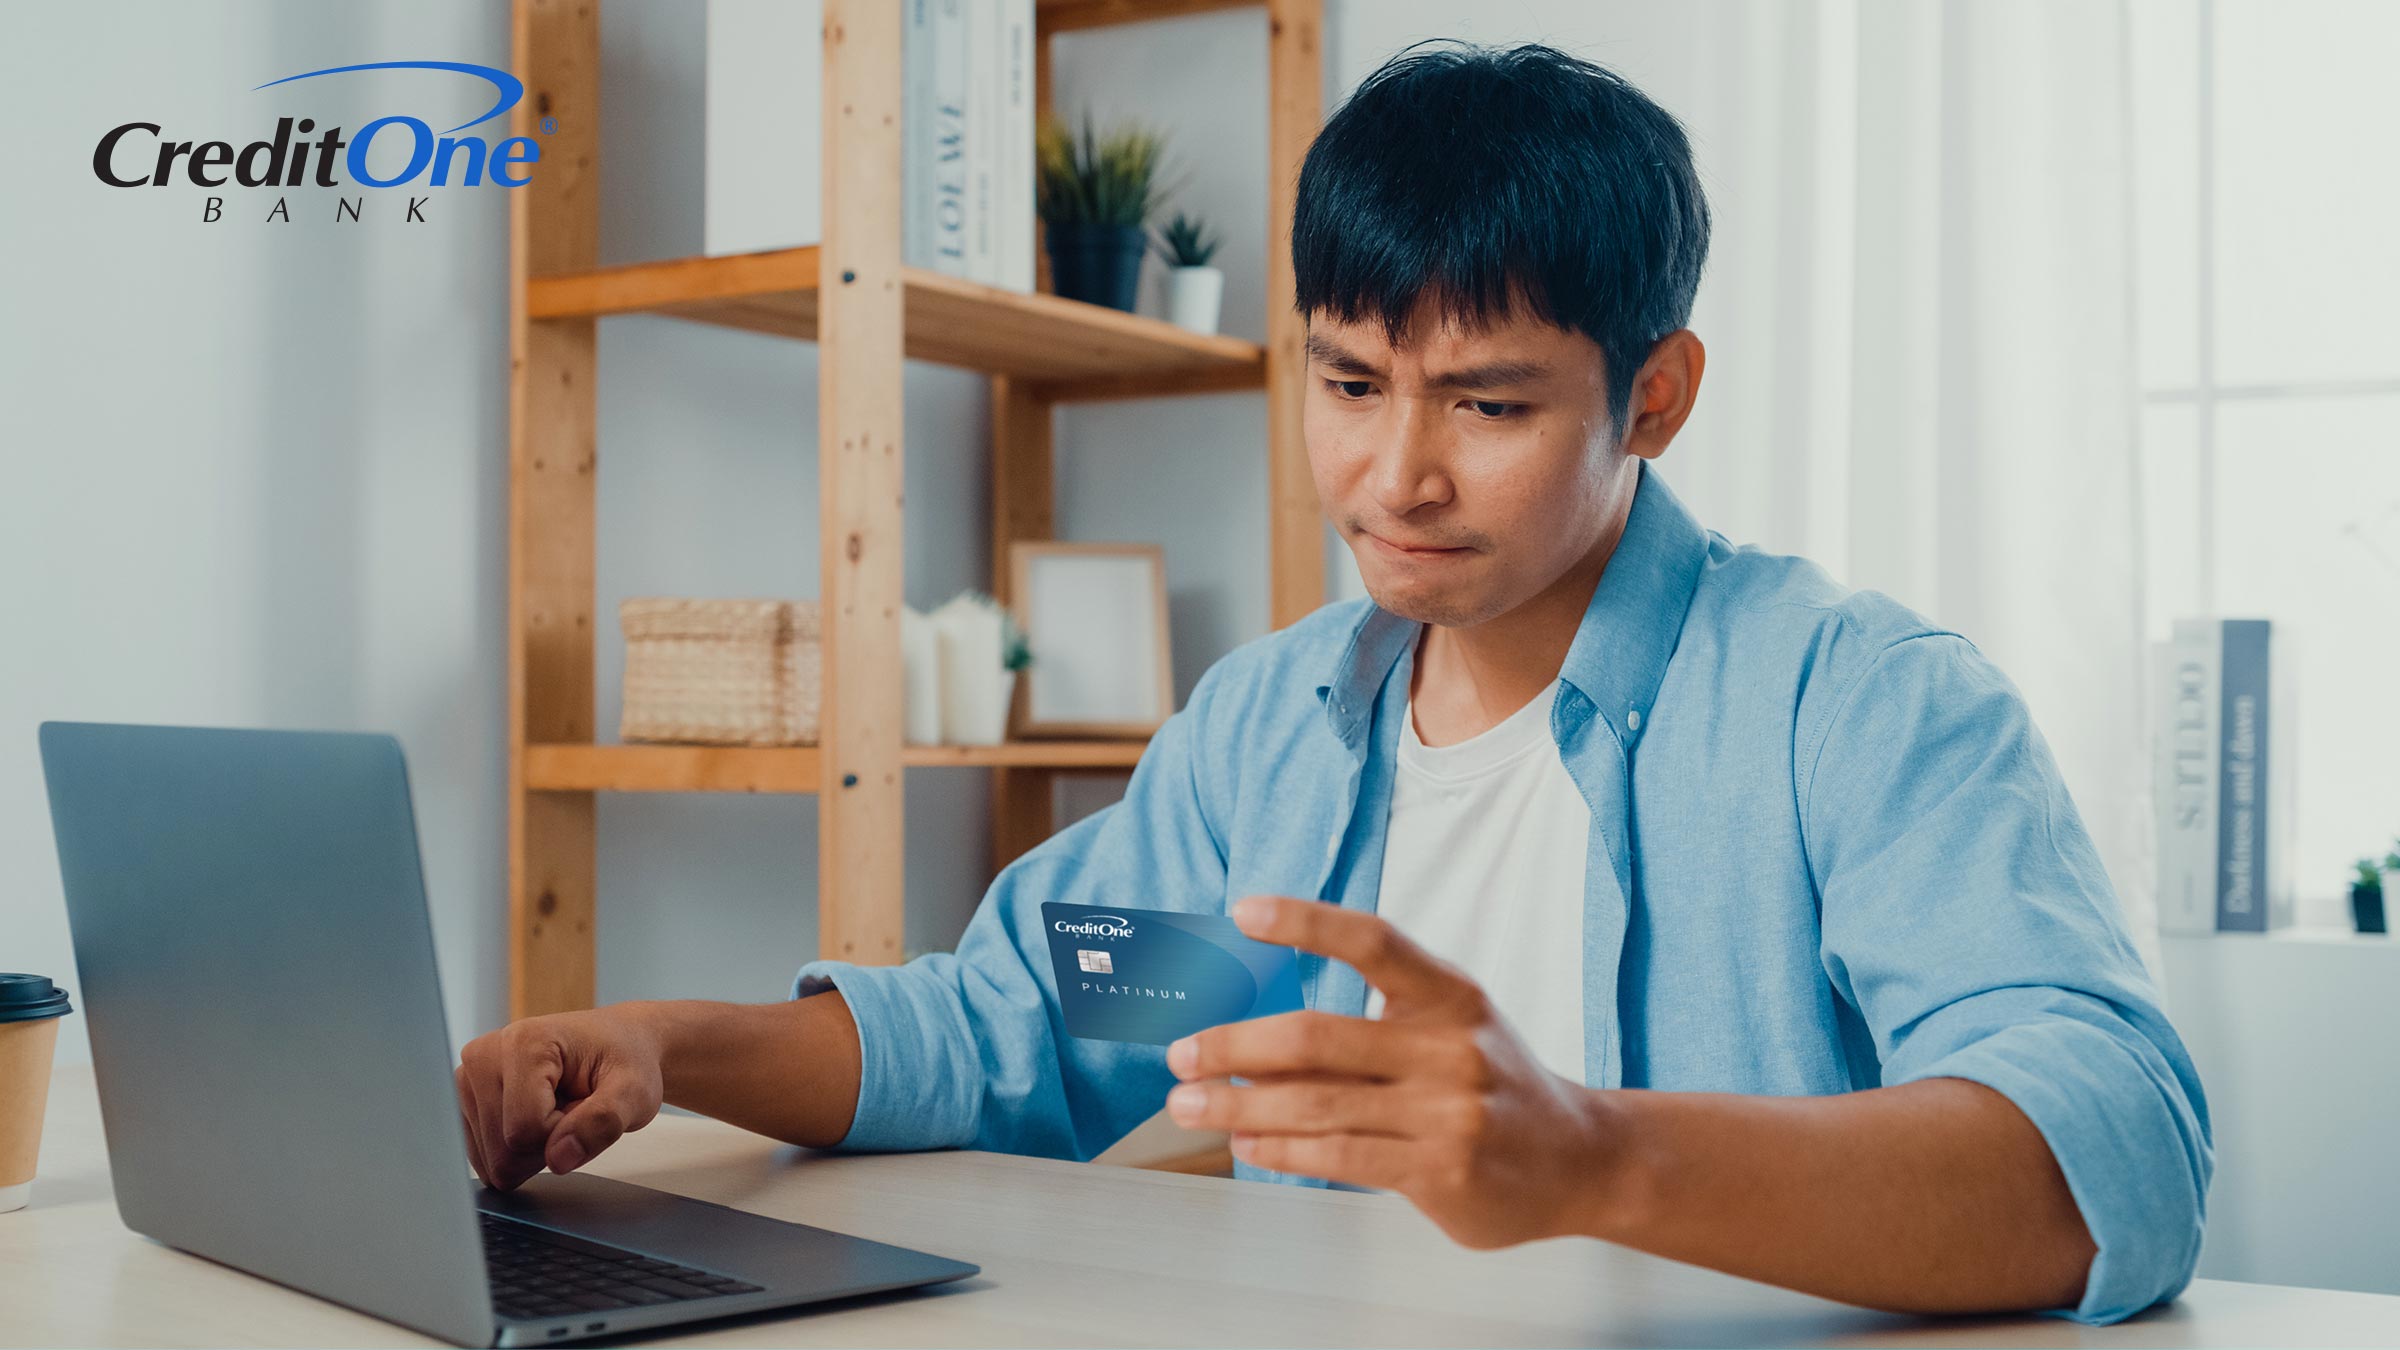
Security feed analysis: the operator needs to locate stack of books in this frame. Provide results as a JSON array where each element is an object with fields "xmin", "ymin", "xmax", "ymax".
[
  {"xmin": 2152, "ymin": 618, "xmax": 2296, "ymax": 933},
  {"xmin": 905, "ymin": 0, "xmax": 1036, "ymax": 291},
  {"xmin": 702, "ymin": 0, "xmax": 1036, "ymax": 294}
]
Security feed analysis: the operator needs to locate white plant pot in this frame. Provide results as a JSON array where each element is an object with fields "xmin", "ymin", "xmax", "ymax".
[
  {"xmin": 949, "ymin": 669, "xmax": 1016, "ymax": 746},
  {"xmin": 1166, "ymin": 265, "xmax": 1224, "ymax": 334}
]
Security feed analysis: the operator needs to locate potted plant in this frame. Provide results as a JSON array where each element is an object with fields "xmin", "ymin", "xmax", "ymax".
[
  {"xmin": 1036, "ymin": 112, "xmax": 1164, "ymax": 313},
  {"xmin": 1154, "ymin": 212, "xmax": 1224, "ymax": 334},
  {"xmin": 2353, "ymin": 858, "xmax": 2387, "ymax": 935},
  {"xmin": 2356, "ymin": 836, "xmax": 2400, "ymax": 934}
]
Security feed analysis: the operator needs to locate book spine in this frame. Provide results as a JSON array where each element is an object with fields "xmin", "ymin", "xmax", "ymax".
[
  {"xmin": 903, "ymin": 0, "xmax": 933, "ymax": 267},
  {"xmin": 930, "ymin": 0, "xmax": 969, "ymax": 277},
  {"xmin": 2155, "ymin": 626, "xmax": 2219, "ymax": 935},
  {"xmin": 2214, "ymin": 619, "xmax": 2271, "ymax": 932},
  {"xmin": 998, "ymin": 0, "xmax": 1034, "ymax": 292},
  {"xmin": 965, "ymin": 0, "xmax": 997, "ymax": 285}
]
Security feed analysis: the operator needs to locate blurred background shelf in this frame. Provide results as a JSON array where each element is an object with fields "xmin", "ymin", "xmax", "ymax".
[
  {"xmin": 526, "ymin": 247, "xmax": 1267, "ymax": 399},
  {"xmin": 505, "ymin": 0, "xmax": 1322, "ymax": 1034},
  {"xmin": 524, "ymin": 740, "xmax": 1151, "ymax": 793}
]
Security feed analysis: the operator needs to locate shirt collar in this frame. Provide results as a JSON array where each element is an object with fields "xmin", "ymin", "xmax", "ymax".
[{"xmin": 1315, "ymin": 459, "xmax": 1710, "ymax": 752}]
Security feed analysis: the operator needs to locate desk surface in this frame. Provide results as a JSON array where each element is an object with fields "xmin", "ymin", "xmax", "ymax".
[{"xmin": 7, "ymin": 1065, "xmax": 2397, "ymax": 1348}]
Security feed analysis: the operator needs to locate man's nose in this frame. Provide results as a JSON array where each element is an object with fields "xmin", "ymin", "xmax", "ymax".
[{"xmin": 1366, "ymin": 400, "xmax": 1453, "ymax": 515}]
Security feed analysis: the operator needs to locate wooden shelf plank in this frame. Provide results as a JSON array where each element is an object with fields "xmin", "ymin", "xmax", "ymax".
[
  {"xmin": 1037, "ymin": 0, "xmax": 1261, "ymax": 34},
  {"xmin": 526, "ymin": 744, "xmax": 825, "ymax": 794},
  {"xmin": 524, "ymin": 740, "xmax": 1146, "ymax": 793},
  {"xmin": 525, "ymin": 247, "xmax": 1265, "ymax": 396},
  {"xmin": 906, "ymin": 740, "xmax": 1148, "ymax": 768}
]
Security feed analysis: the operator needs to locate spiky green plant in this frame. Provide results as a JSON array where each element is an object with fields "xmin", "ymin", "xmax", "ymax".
[
  {"xmin": 1036, "ymin": 111, "xmax": 1166, "ymax": 228},
  {"xmin": 1154, "ymin": 212, "xmax": 1220, "ymax": 268}
]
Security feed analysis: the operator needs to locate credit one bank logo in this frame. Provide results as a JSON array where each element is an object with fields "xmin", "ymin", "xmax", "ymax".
[{"xmin": 90, "ymin": 60, "xmax": 547, "ymax": 223}]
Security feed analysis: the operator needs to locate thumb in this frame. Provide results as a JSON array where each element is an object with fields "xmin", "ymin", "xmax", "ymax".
[{"xmin": 544, "ymin": 1062, "xmax": 660, "ymax": 1175}]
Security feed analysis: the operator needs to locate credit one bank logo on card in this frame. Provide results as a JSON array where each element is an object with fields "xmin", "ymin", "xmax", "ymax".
[
  {"xmin": 1052, "ymin": 913, "xmax": 1137, "ymax": 941},
  {"xmin": 90, "ymin": 60, "xmax": 548, "ymax": 223}
]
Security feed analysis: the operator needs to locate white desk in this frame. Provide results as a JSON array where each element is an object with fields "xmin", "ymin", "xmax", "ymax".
[{"xmin": 7, "ymin": 1065, "xmax": 2398, "ymax": 1347}]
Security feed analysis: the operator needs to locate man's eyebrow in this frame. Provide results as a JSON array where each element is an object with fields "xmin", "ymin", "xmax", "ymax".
[
  {"xmin": 1422, "ymin": 358, "xmax": 1552, "ymax": 391},
  {"xmin": 1304, "ymin": 332, "xmax": 1381, "ymax": 374},
  {"xmin": 1303, "ymin": 332, "xmax": 1552, "ymax": 390}
]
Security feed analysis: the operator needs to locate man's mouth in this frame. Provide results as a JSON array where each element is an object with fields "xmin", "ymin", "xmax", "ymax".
[{"xmin": 1364, "ymin": 530, "xmax": 1472, "ymax": 559}]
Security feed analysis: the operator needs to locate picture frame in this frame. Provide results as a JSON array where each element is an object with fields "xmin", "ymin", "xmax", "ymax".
[{"xmin": 1007, "ymin": 541, "xmax": 1174, "ymax": 739}]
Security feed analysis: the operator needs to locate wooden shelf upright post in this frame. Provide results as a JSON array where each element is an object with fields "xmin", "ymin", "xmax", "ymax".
[
  {"xmin": 1265, "ymin": 0, "xmax": 1323, "ymax": 629},
  {"xmin": 508, "ymin": 0, "xmax": 601, "ymax": 1020},
  {"xmin": 817, "ymin": 0, "xmax": 910, "ymax": 967}
]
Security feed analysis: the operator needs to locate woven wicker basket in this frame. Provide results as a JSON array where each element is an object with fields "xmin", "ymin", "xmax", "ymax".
[{"xmin": 619, "ymin": 597, "xmax": 822, "ymax": 746}]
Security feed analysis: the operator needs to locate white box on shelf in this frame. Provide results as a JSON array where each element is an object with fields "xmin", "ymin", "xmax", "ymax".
[{"xmin": 703, "ymin": 0, "xmax": 824, "ymax": 257}]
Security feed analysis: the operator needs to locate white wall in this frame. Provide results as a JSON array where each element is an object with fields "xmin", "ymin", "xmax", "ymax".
[{"xmin": 1, "ymin": 0, "xmax": 513, "ymax": 1071}]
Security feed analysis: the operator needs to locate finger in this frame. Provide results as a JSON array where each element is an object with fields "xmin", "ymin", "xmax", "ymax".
[
  {"xmin": 1230, "ymin": 1130, "xmax": 1415, "ymax": 1191},
  {"xmin": 1168, "ymin": 1076, "xmax": 1454, "ymax": 1139},
  {"xmin": 1175, "ymin": 1009, "xmax": 1462, "ymax": 1083},
  {"xmin": 470, "ymin": 1055, "xmax": 545, "ymax": 1191},
  {"xmin": 1230, "ymin": 896, "xmax": 1472, "ymax": 1011},
  {"xmin": 498, "ymin": 1034, "xmax": 566, "ymax": 1158},
  {"xmin": 545, "ymin": 1066, "xmax": 659, "ymax": 1175},
  {"xmin": 455, "ymin": 1066, "xmax": 494, "ymax": 1187}
]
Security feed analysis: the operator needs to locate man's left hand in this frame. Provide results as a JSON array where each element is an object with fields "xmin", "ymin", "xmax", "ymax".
[{"xmin": 1164, "ymin": 894, "xmax": 1629, "ymax": 1248}]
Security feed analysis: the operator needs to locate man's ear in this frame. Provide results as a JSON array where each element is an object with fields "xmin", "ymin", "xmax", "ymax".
[{"xmin": 1620, "ymin": 330, "xmax": 1705, "ymax": 461}]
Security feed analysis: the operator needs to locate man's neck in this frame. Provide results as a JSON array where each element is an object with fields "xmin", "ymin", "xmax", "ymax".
[{"xmin": 1407, "ymin": 477, "xmax": 1637, "ymax": 748}]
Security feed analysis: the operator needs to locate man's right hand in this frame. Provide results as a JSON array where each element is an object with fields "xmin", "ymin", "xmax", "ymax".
[{"xmin": 455, "ymin": 1006, "xmax": 666, "ymax": 1191}]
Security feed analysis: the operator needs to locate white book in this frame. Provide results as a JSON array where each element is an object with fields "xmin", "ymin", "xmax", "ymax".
[
  {"xmin": 903, "ymin": 0, "xmax": 934, "ymax": 267},
  {"xmin": 964, "ymin": 0, "xmax": 998, "ymax": 284},
  {"xmin": 995, "ymin": 0, "xmax": 1035, "ymax": 292},
  {"xmin": 2153, "ymin": 630, "xmax": 2219, "ymax": 935},
  {"xmin": 928, "ymin": 0, "xmax": 970, "ymax": 277}
]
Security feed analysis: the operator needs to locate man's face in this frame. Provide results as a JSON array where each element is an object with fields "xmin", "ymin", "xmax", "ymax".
[{"xmin": 1304, "ymin": 294, "xmax": 1627, "ymax": 629}]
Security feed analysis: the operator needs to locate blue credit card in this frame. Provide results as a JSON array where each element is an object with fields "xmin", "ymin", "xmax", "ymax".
[{"xmin": 1041, "ymin": 901, "xmax": 1304, "ymax": 1045}]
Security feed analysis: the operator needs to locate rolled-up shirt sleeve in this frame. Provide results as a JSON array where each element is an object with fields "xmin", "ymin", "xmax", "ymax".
[
  {"xmin": 788, "ymin": 658, "xmax": 1232, "ymax": 1163},
  {"xmin": 1801, "ymin": 631, "xmax": 2213, "ymax": 1326}
]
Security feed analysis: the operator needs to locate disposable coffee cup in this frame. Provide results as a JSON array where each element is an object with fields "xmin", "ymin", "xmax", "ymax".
[{"xmin": 0, "ymin": 973, "xmax": 74, "ymax": 1213}]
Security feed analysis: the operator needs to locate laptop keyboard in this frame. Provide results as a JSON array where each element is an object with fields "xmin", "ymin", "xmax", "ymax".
[{"xmin": 480, "ymin": 1210, "xmax": 765, "ymax": 1323}]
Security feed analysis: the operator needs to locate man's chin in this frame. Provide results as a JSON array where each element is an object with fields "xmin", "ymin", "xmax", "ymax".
[{"xmin": 1359, "ymin": 574, "xmax": 1502, "ymax": 629}]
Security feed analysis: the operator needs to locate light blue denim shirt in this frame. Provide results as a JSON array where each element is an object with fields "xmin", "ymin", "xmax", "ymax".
[{"xmin": 792, "ymin": 461, "xmax": 2211, "ymax": 1327}]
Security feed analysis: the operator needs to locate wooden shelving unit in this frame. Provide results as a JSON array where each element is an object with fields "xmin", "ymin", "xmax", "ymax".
[{"xmin": 505, "ymin": 0, "xmax": 1325, "ymax": 1018}]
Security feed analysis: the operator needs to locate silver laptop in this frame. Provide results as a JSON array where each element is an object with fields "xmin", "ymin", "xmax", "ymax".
[{"xmin": 37, "ymin": 721, "xmax": 980, "ymax": 1347}]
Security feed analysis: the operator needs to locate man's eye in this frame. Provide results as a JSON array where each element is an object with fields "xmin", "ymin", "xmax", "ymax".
[
  {"xmin": 1469, "ymin": 400, "xmax": 1519, "ymax": 419},
  {"xmin": 1326, "ymin": 379, "xmax": 1373, "ymax": 400}
]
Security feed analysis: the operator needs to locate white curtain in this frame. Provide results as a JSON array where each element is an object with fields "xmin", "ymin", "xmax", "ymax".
[{"xmin": 1655, "ymin": 0, "xmax": 2163, "ymax": 979}]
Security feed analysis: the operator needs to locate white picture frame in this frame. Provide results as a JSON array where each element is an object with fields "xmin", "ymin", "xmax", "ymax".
[{"xmin": 1008, "ymin": 542, "xmax": 1174, "ymax": 739}]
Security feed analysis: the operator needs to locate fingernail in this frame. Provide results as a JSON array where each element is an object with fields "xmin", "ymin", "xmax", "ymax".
[
  {"xmin": 1167, "ymin": 1037, "xmax": 1195, "ymax": 1075},
  {"xmin": 549, "ymin": 1138, "xmax": 586, "ymax": 1173},
  {"xmin": 1231, "ymin": 897, "xmax": 1266, "ymax": 928},
  {"xmin": 1166, "ymin": 1084, "xmax": 1207, "ymax": 1120}
]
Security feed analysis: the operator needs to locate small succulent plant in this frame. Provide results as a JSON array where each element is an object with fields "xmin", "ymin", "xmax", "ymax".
[
  {"xmin": 2355, "ymin": 837, "xmax": 2400, "ymax": 892},
  {"xmin": 1154, "ymin": 211, "xmax": 1220, "ymax": 268}
]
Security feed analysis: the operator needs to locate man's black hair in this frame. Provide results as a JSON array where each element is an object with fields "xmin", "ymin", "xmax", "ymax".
[{"xmin": 1292, "ymin": 41, "xmax": 1712, "ymax": 429}]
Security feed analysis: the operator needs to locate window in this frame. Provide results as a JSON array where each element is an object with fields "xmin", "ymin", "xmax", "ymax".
[{"xmin": 2132, "ymin": 0, "xmax": 2400, "ymax": 914}]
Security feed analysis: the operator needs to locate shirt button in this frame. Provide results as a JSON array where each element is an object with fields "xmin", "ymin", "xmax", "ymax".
[{"xmin": 1627, "ymin": 708, "xmax": 1643, "ymax": 730}]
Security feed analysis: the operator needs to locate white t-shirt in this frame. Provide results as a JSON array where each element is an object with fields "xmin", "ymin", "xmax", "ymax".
[{"xmin": 1364, "ymin": 680, "xmax": 1591, "ymax": 1085}]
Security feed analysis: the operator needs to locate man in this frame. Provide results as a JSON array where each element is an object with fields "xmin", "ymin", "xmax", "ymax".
[{"xmin": 457, "ymin": 43, "xmax": 2209, "ymax": 1326}]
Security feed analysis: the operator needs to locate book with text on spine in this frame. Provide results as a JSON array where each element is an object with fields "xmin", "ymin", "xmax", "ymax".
[{"xmin": 2152, "ymin": 618, "xmax": 2294, "ymax": 934}]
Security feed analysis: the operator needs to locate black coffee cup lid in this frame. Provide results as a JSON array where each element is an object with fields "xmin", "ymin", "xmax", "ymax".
[{"xmin": 0, "ymin": 974, "xmax": 73, "ymax": 1024}]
